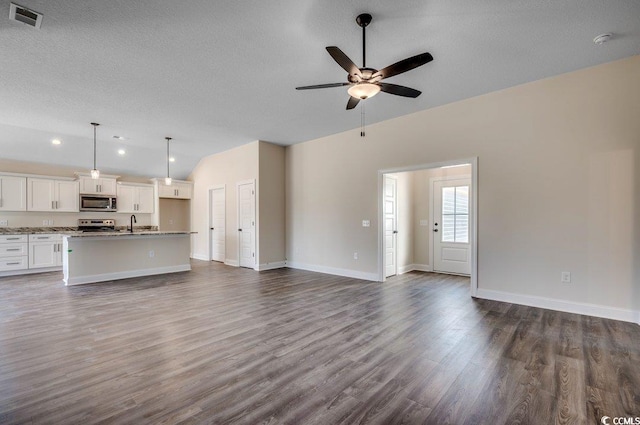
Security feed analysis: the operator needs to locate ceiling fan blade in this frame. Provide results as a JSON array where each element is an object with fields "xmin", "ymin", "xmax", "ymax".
[
  {"xmin": 374, "ymin": 52, "xmax": 433, "ymax": 80},
  {"xmin": 326, "ymin": 46, "xmax": 360, "ymax": 76},
  {"xmin": 296, "ymin": 83, "xmax": 351, "ymax": 90},
  {"xmin": 346, "ymin": 96, "xmax": 360, "ymax": 110},
  {"xmin": 378, "ymin": 82, "xmax": 422, "ymax": 98}
]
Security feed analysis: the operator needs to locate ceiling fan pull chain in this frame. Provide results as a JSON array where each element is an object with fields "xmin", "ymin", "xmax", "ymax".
[{"xmin": 360, "ymin": 102, "xmax": 366, "ymax": 137}]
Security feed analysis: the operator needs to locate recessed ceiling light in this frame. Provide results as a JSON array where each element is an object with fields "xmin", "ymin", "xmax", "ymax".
[
  {"xmin": 113, "ymin": 136, "xmax": 127, "ymax": 140},
  {"xmin": 169, "ymin": 157, "xmax": 176, "ymax": 162},
  {"xmin": 51, "ymin": 139, "xmax": 61, "ymax": 145},
  {"xmin": 118, "ymin": 149, "xmax": 126, "ymax": 155},
  {"xmin": 593, "ymin": 33, "xmax": 612, "ymax": 45}
]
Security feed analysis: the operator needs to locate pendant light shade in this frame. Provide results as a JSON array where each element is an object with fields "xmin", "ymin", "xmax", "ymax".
[
  {"xmin": 90, "ymin": 123, "xmax": 100, "ymax": 179},
  {"xmin": 165, "ymin": 137, "xmax": 172, "ymax": 186}
]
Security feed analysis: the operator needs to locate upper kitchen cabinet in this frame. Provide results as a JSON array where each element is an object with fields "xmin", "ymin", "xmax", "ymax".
[
  {"xmin": 0, "ymin": 175, "xmax": 27, "ymax": 211},
  {"xmin": 27, "ymin": 178, "xmax": 79, "ymax": 212},
  {"xmin": 117, "ymin": 183, "xmax": 154, "ymax": 214},
  {"xmin": 156, "ymin": 180, "xmax": 192, "ymax": 199},
  {"xmin": 75, "ymin": 173, "xmax": 119, "ymax": 195}
]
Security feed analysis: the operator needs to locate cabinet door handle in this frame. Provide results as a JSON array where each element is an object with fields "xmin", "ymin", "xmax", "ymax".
[
  {"xmin": 6, "ymin": 248, "xmax": 20, "ymax": 251},
  {"xmin": 6, "ymin": 262, "xmax": 20, "ymax": 265},
  {"xmin": 7, "ymin": 237, "xmax": 20, "ymax": 240},
  {"xmin": 52, "ymin": 201, "xmax": 55, "ymax": 209}
]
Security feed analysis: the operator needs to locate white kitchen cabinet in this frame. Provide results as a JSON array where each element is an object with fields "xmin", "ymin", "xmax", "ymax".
[
  {"xmin": 158, "ymin": 181, "xmax": 192, "ymax": 199},
  {"xmin": 0, "ymin": 175, "xmax": 27, "ymax": 211},
  {"xmin": 117, "ymin": 184, "xmax": 154, "ymax": 213},
  {"xmin": 28, "ymin": 234, "xmax": 63, "ymax": 269},
  {"xmin": 0, "ymin": 234, "xmax": 28, "ymax": 272},
  {"xmin": 77, "ymin": 175, "xmax": 118, "ymax": 195},
  {"xmin": 27, "ymin": 178, "xmax": 79, "ymax": 212}
]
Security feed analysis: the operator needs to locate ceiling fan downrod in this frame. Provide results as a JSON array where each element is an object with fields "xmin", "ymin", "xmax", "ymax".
[{"xmin": 356, "ymin": 13, "xmax": 372, "ymax": 68}]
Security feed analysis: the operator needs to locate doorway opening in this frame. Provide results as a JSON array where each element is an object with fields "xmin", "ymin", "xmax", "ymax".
[{"xmin": 378, "ymin": 158, "xmax": 478, "ymax": 296}]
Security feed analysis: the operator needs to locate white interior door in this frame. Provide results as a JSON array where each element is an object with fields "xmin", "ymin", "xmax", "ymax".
[
  {"xmin": 433, "ymin": 178, "xmax": 471, "ymax": 275},
  {"xmin": 209, "ymin": 187, "xmax": 225, "ymax": 262},
  {"xmin": 384, "ymin": 175, "xmax": 398, "ymax": 278},
  {"xmin": 237, "ymin": 181, "xmax": 255, "ymax": 268}
]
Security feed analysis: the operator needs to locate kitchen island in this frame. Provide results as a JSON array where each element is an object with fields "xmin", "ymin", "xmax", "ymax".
[{"xmin": 62, "ymin": 231, "xmax": 192, "ymax": 286}]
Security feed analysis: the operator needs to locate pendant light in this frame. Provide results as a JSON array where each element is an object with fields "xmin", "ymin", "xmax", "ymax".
[
  {"xmin": 165, "ymin": 137, "xmax": 172, "ymax": 185},
  {"xmin": 90, "ymin": 122, "xmax": 100, "ymax": 179}
]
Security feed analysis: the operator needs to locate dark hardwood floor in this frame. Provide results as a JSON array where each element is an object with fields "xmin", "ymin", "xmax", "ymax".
[{"xmin": 0, "ymin": 261, "xmax": 638, "ymax": 424}]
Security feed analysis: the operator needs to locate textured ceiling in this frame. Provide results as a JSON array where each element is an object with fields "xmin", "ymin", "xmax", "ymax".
[{"xmin": 0, "ymin": 0, "xmax": 638, "ymax": 179}]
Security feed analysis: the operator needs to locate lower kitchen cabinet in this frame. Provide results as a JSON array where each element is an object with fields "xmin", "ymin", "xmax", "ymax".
[
  {"xmin": 28, "ymin": 234, "xmax": 63, "ymax": 269},
  {"xmin": 0, "ymin": 234, "xmax": 28, "ymax": 272}
]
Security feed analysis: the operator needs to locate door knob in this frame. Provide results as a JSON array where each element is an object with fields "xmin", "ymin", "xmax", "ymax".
[
  {"xmin": 238, "ymin": 228, "xmax": 243, "ymax": 232},
  {"xmin": 433, "ymin": 229, "xmax": 439, "ymax": 232},
  {"xmin": 210, "ymin": 227, "xmax": 214, "ymax": 230},
  {"xmin": 393, "ymin": 230, "xmax": 398, "ymax": 234}
]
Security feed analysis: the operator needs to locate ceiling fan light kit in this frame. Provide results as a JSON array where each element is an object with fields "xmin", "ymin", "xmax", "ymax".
[
  {"xmin": 348, "ymin": 82, "xmax": 381, "ymax": 99},
  {"xmin": 296, "ymin": 13, "xmax": 433, "ymax": 110}
]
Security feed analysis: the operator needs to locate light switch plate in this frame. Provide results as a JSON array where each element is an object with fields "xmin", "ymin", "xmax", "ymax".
[
  {"xmin": 0, "ymin": 220, "xmax": 7, "ymax": 226},
  {"xmin": 362, "ymin": 220, "xmax": 370, "ymax": 227}
]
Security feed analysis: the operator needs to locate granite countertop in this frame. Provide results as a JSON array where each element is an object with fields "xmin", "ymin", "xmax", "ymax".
[
  {"xmin": 0, "ymin": 226, "xmax": 191, "ymax": 235},
  {"xmin": 63, "ymin": 230, "xmax": 195, "ymax": 238}
]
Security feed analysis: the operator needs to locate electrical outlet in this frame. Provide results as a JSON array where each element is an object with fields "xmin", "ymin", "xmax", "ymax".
[
  {"xmin": 43, "ymin": 220, "xmax": 48, "ymax": 226},
  {"xmin": 362, "ymin": 220, "xmax": 370, "ymax": 227},
  {"xmin": 149, "ymin": 250, "xmax": 155, "ymax": 258},
  {"xmin": 353, "ymin": 252, "xmax": 358, "ymax": 260},
  {"xmin": 0, "ymin": 220, "xmax": 7, "ymax": 226},
  {"xmin": 169, "ymin": 219, "xmax": 174, "ymax": 225},
  {"xmin": 561, "ymin": 272, "xmax": 571, "ymax": 283},
  {"xmin": 49, "ymin": 220, "xmax": 54, "ymax": 226}
]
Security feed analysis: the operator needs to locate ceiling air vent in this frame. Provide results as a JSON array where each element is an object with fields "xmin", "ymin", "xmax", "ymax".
[{"xmin": 9, "ymin": 3, "xmax": 43, "ymax": 29}]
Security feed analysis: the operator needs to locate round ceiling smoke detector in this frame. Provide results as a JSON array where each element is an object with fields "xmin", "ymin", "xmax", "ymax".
[{"xmin": 593, "ymin": 33, "xmax": 612, "ymax": 45}]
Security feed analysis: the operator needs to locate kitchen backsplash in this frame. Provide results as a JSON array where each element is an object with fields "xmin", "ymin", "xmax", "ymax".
[{"xmin": 0, "ymin": 211, "xmax": 153, "ymax": 228}]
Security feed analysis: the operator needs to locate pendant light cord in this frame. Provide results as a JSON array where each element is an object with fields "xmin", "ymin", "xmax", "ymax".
[
  {"xmin": 166, "ymin": 137, "xmax": 172, "ymax": 179},
  {"xmin": 91, "ymin": 122, "xmax": 99, "ymax": 170}
]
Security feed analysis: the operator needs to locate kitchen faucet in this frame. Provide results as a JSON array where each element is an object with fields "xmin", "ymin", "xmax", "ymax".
[{"xmin": 130, "ymin": 215, "xmax": 137, "ymax": 233}]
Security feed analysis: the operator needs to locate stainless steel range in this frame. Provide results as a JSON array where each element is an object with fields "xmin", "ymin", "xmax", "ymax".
[{"xmin": 78, "ymin": 219, "xmax": 116, "ymax": 233}]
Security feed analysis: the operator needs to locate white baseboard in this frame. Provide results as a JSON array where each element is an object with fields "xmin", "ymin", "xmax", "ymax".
[
  {"xmin": 191, "ymin": 253, "xmax": 208, "ymax": 261},
  {"xmin": 476, "ymin": 288, "xmax": 640, "ymax": 325},
  {"xmin": 286, "ymin": 261, "xmax": 378, "ymax": 282},
  {"xmin": 398, "ymin": 264, "xmax": 433, "ymax": 274},
  {"xmin": 65, "ymin": 264, "xmax": 192, "ymax": 286},
  {"xmin": 255, "ymin": 261, "xmax": 286, "ymax": 271},
  {"xmin": 0, "ymin": 266, "xmax": 62, "ymax": 278},
  {"xmin": 224, "ymin": 259, "xmax": 239, "ymax": 267},
  {"xmin": 413, "ymin": 264, "xmax": 433, "ymax": 272}
]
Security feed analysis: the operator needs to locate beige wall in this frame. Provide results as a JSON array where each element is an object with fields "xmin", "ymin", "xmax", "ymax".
[
  {"xmin": 189, "ymin": 141, "xmax": 258, "ymax": 263},
  {"xmin": 159, "ymin": 198, "xmax": 190, "ymax": 231},
  {"xmin": 286, "ymin": 56, "xmax": 640, "ymax": 315},
  {"xmin": 257, "ymin": 141, "xmax": 286, "ymax": 266}
]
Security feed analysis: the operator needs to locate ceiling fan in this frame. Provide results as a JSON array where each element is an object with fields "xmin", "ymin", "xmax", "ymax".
[{"xmin": 296, "ymin": 13, "xmax": 433, "ymax": 110}]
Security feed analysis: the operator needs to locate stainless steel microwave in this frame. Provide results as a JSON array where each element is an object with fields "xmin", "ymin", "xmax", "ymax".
[{"xmin": 80, "ymin": 195, "xmax": 117, "ymax": 212}]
